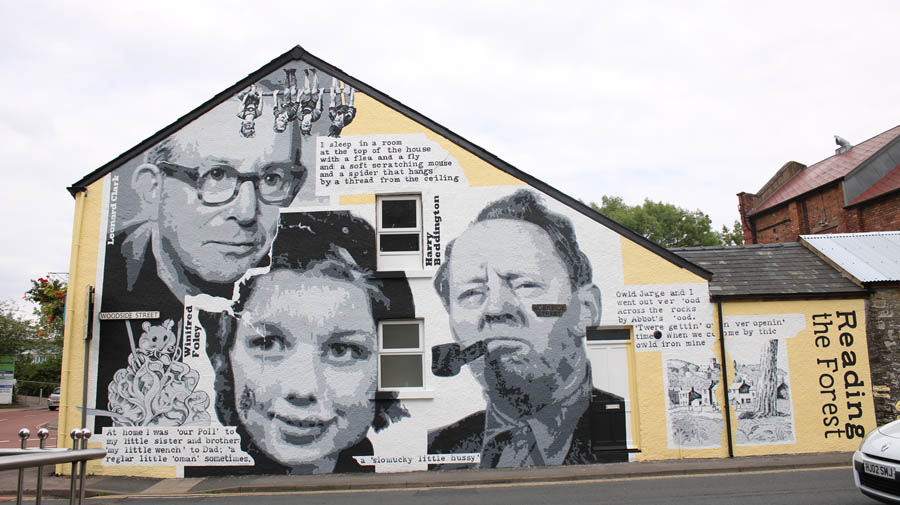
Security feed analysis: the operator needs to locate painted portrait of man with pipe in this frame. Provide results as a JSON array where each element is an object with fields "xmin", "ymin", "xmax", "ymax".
[{"xmin": 428, "ymin": 190, "xmax": 627, "ymax": 468}]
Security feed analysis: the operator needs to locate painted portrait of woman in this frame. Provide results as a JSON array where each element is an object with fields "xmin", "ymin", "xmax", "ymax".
[{"xmin": 196, "ymin": 211, "xmax": 414, "ymax": 475}]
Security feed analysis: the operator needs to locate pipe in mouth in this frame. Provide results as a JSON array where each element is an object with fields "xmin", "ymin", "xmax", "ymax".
[{"xmin": 431, "ymin": 340, "xmax": 487, "ymax": 377}]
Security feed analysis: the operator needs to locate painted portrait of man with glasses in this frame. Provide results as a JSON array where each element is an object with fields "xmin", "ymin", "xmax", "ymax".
[
  {"xmin": 95, "ymin": 101, "xmax": 306, "ymax": 431},
  {"xmin": 114, "ymin": 103, "xmax": 305, "ymax": 305}
]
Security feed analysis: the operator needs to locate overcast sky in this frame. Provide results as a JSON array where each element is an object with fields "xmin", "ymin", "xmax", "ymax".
[{"xmin": 2, "ymin": 0, "xmax": 899, "ymax": 312}]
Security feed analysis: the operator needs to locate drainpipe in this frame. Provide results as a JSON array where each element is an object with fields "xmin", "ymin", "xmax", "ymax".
[
  {"xmin": 715, "ymin": 296, "xmax": 735, "ymax": 458},
  {"xmin": 80, "ymin": 286, "xmax": 94, "ymax": 429}
]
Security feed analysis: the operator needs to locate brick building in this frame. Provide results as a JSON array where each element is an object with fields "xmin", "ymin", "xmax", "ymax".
[{"xmin": 738, "ymin": 125, "xmax": 900, "ymax": 244}]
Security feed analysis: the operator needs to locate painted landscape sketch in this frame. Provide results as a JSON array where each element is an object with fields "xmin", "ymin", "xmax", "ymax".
[
  {"xmin": 731, "ymin": 338, "xmax": 795, "ymax": 445},
  {"xmin": 666, "ymin": 357, "xmax": 723, "ymax": 448}
]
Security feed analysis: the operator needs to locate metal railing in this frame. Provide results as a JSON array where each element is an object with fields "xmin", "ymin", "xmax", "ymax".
[{"xmin": 0, "ymin": 428, "xmax": 106, "ymax": 505}]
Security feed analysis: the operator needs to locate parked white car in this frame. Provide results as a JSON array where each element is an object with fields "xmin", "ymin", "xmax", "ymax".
[
  {"xmin": 47, "ymin": 387, "xmax": 60, "ymax": 411},
  {"xmin": 854, "ymin": 419, "xmax": 900, "ymax": 503}
]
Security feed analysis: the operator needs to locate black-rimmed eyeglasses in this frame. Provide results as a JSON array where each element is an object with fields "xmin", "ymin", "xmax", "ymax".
[{"xmin": 158, "ymin": 161, "xmax": 305, "ymax": 206}]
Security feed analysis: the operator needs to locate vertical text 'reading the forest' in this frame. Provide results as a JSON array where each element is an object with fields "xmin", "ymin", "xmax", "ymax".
[{"xmin": 815, "ymin": 310, "xmax": 867, "ymax": 440}]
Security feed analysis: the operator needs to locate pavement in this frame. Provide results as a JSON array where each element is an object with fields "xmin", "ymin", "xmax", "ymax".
[
  {"xmin": 0, "ymin": 449, "xmax": 855, "ymax": 499},
  {"xmin": 0, "ymin": 406, "xmax": 857, "ymax": 498}
]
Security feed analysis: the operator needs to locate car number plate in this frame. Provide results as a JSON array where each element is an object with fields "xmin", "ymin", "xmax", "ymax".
[{"xmin": 865, "ymin": 461, "xmax": 896, "ymax": 479}]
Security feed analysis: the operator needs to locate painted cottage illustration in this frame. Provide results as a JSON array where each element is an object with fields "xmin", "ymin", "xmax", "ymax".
[
  {"xmin": 667, "ymin": 358, "xmax": 721, "ymax": 410},
  {"xmin": 728, "ymin": 373, "xmax": 789, "ymax": 411}
]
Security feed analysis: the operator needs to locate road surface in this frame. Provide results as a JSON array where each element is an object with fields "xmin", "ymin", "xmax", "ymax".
[
  {"xmin": 1, "ymin": 465, "xmax": 877, "ymax": 505},
  {"xmin": 0, "ymin": 408, "xmax": 58, "ymax": 449}
]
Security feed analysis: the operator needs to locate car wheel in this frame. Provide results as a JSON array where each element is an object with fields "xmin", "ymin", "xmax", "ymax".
[{"xmin": 49, "ymin": 406, "xmax": 57, "ymax": 411}]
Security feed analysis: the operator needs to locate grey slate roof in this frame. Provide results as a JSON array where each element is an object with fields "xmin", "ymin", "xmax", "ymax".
[
  {"xmin": 801, "ymin": 232, "xmax": 900, "ymax": 284},
  {"xmin": 672, "ymin": 242, "xmax": 866, "ymax": 299}
]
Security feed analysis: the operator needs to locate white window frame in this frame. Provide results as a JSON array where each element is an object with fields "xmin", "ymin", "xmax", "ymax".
[
  {"xmin": 376, "ymin": 194, "xmax": 422, "ymax": 271},
  {"xmin": 377, "ymin": 320, "xmax": 425, "ymax": 391}
]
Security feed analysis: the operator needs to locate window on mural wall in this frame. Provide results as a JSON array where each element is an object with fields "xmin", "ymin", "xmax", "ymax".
[
  {"xmin": 378, "ymin": 320, "xmax": 424, "ymax": 390},
  {"xmin": 377, "ymin": 195, "xmax": 422, "ymax": 270}
]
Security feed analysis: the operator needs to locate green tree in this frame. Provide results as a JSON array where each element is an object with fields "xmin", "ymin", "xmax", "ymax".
[
  {"xmin": 14, "ymin": 275, "xmax": 67, "ymax": 397},
  {"xmin": 0, "ymin": 300, "xmax": 59, "ymax": 397},
  {"xmin": 0, "ymin": 300, "xmax": 36, "ymax": 356},
  {"xmin": 591, "ymin": 196, "xmax": 718, "ymax": 248},
  {"xmin": 23, "ymin": 275, "xmax": 66, "ymax": 352},
  {"xmin": 719, "ymin": 220, "xmax": 744, "ymax": 246},
  {"xmin": 13, "ymin": 355, "xmax": 62, "ymax": 396},
  {"xmin": 590, "ymin": 196, "xmax": 742, "ymax": 248}
]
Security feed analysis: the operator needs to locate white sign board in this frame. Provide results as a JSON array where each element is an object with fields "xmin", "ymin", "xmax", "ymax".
[
  {"xmin": 99, "ymin": 311, "xmax": 160, "ymax": 321},
  {"xmin": 0, "ymin": 379, "xmax": 14, "ymax": 405}
]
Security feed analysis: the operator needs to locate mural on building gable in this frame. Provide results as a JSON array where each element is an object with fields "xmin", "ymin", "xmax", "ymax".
[
  {"xmin": 90, "ymin": 54, "xmax": 734, "ymax": 474},
  {"xmin": 89, "ymin": 55, "xmax": 881, "ymax": 476},
  {"xmin": 724, "ymin": 314, "xmax": 803, "ymax": 446}
]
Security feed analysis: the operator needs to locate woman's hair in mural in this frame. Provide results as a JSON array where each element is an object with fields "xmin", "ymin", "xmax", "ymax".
[
  {"xmin": 202, "ymin": 211, "xmax": 412, "ymax": 442},
  {"xmin": 434, "ymin": 189, "xmax": 593, "ymax": 305},
  {"xmin": 255, "ymin": 211, "xmax": 412, "ymax": 324}
]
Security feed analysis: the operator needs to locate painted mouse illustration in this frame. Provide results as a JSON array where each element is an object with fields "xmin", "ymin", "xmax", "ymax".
[{"xmin": 137, "ymin": 319, "xmax": 177, "ymax": 355}]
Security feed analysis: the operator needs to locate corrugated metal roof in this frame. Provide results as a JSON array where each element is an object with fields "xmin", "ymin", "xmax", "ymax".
[
  {"xmin": 672, "ymin": 242, "xmax": 865, "ymax": 298},
  {"xmin": 750, "ymin": 125, "xmax": 900, "ymax": 215},
  {"xmin": 800, "ymin": 232, "xmax": 900, "ymax": 283}
]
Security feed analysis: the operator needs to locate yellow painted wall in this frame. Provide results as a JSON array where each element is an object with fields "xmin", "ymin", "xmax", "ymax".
[
  {"xmin": 339, "ymin": 193, "xmax": 376, "ymax": 205},
  {"xmin": 620, "ymin": 237, "xmax": 706, "ymax": 286},
  {"xmin": 723, "ymin": 299, "xmax": 874, "ymax": 456},
  {"xmin": 58, "ymin": 182, "xmax": 102, "ymax": 450}
]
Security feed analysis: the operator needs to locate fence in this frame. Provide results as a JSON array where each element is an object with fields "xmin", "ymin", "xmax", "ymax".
[
  {"xmin": 13, "ymin": 395, "xmax": 48, "ymax": 409},
  {"xmin": 0, "ymin": 428, "xmax": 106, "ymax": 505}
]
